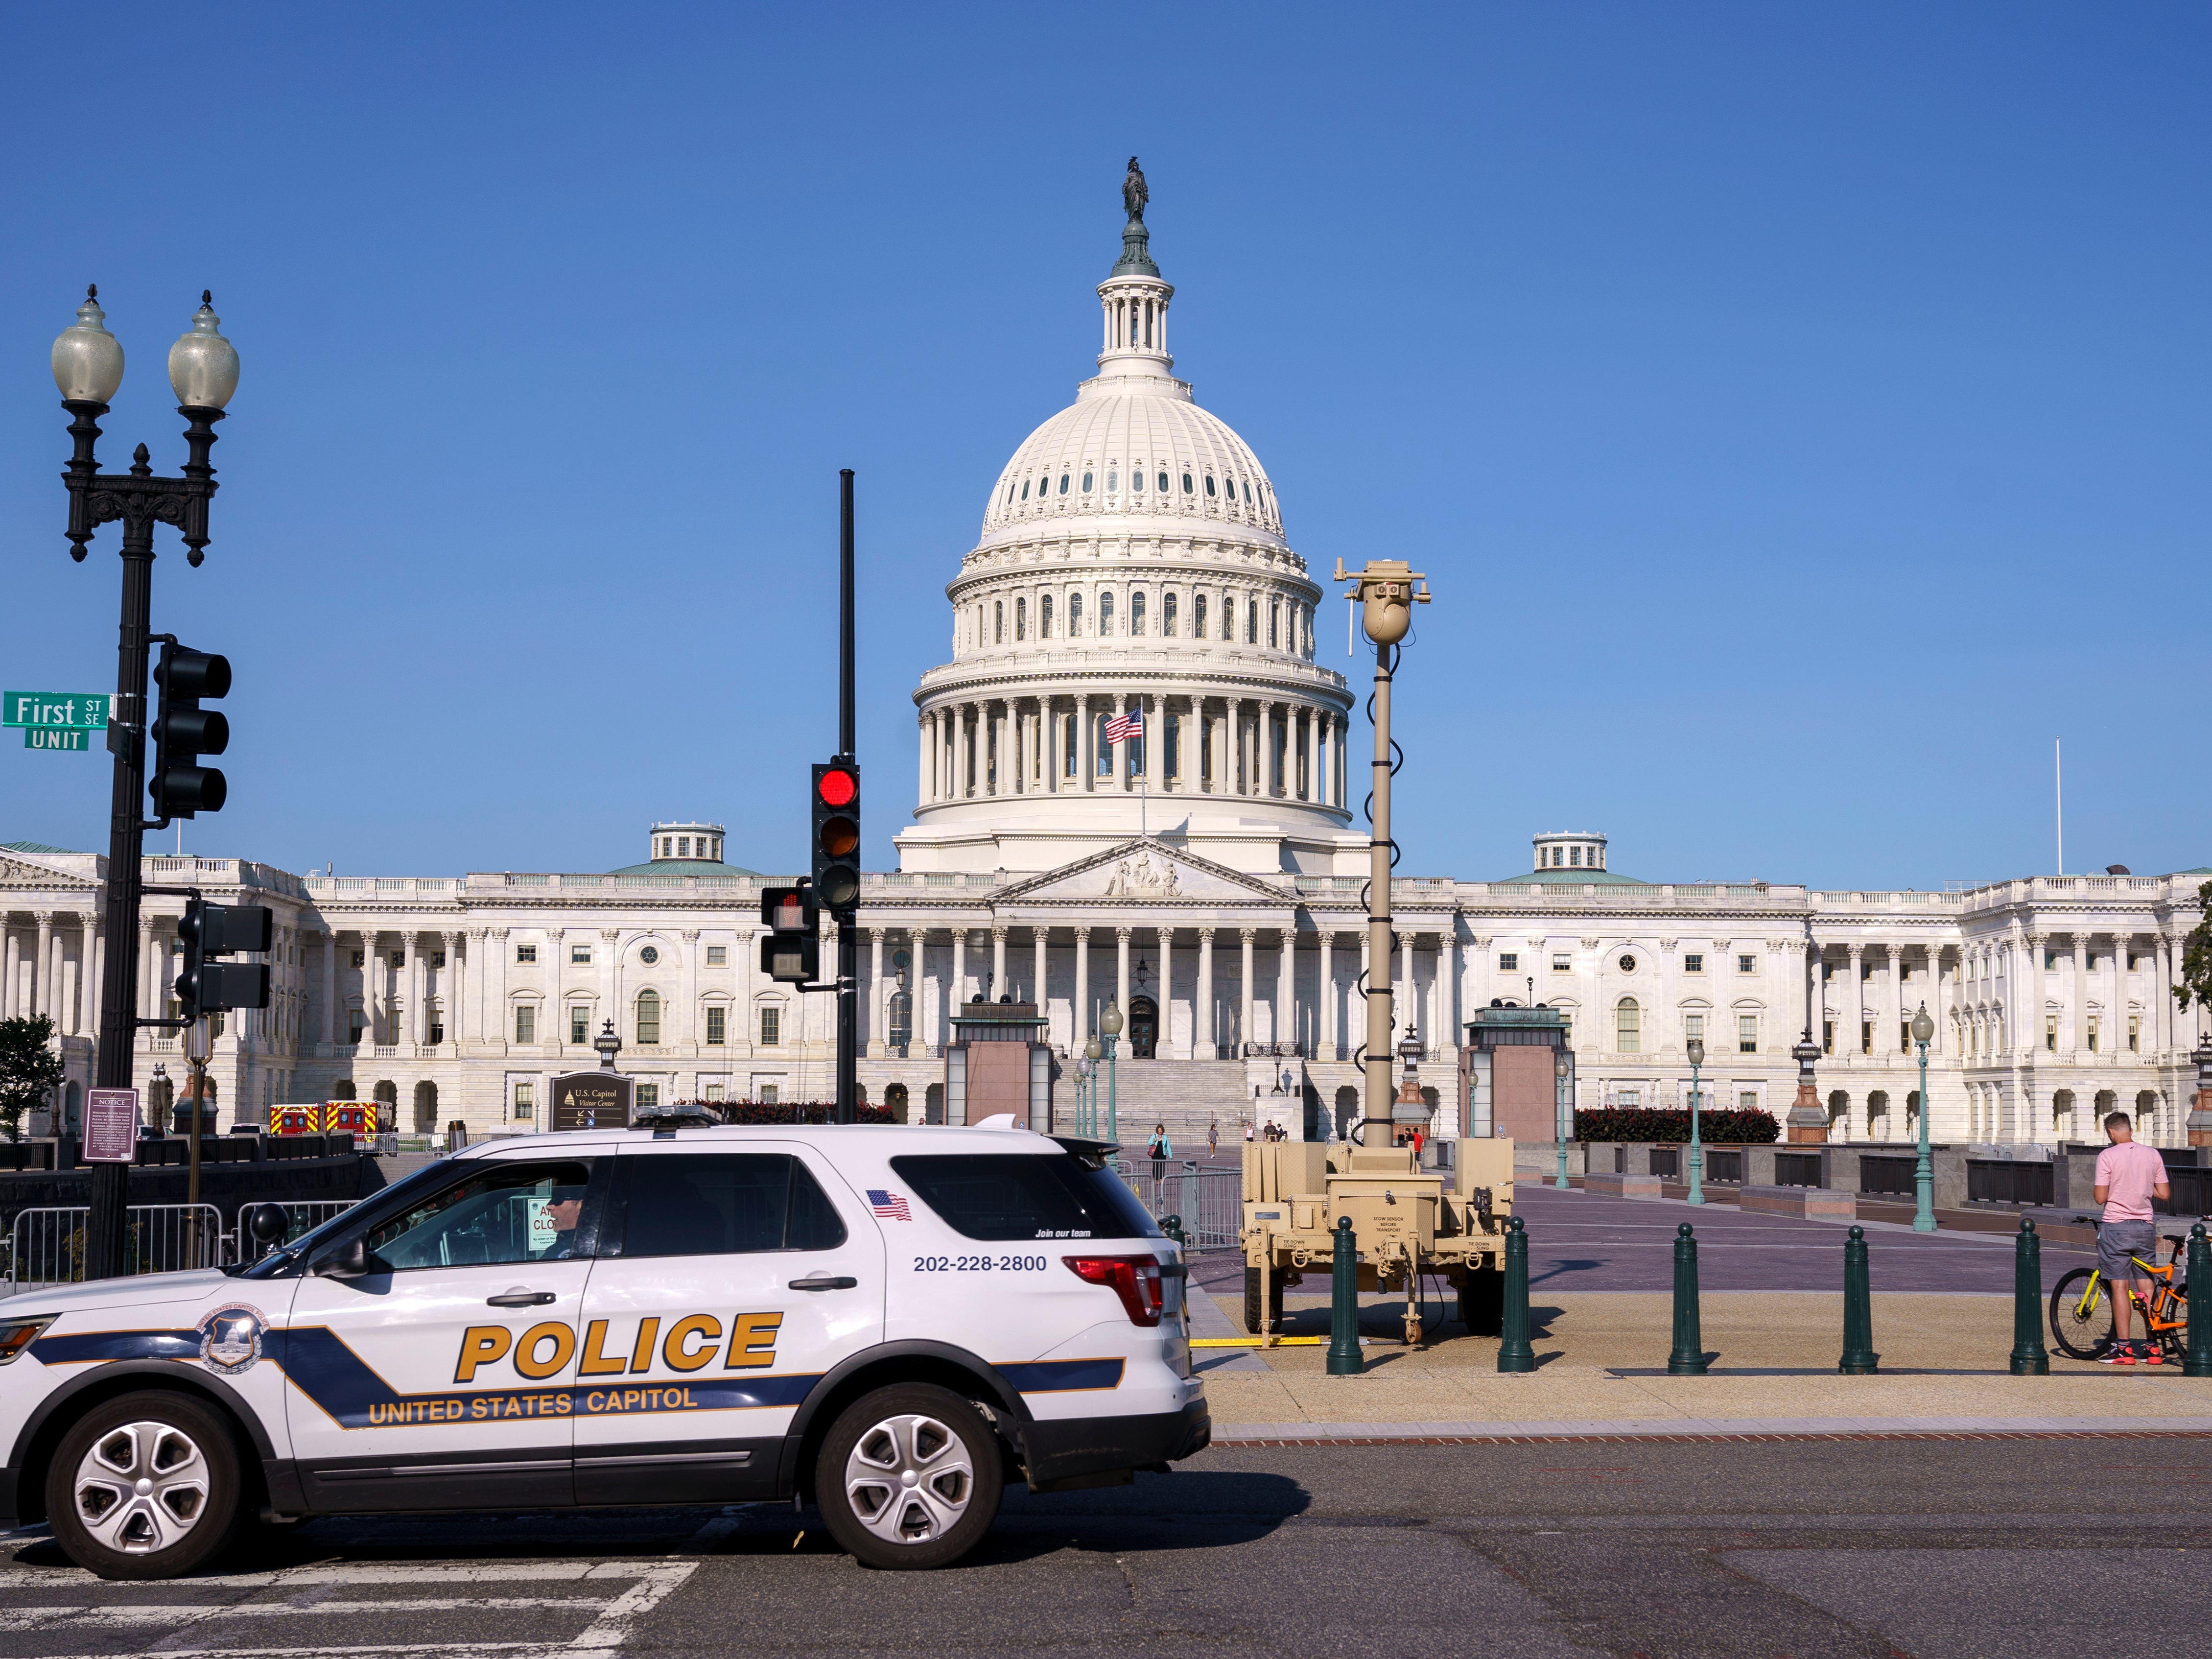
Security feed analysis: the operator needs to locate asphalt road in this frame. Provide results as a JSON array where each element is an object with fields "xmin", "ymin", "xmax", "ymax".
[{"xmin": 7, "ymin": 1434, "xmax": 2208, "ymax": 1659}]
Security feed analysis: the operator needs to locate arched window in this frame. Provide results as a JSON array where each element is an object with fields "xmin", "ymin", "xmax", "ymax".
[
  {"xmin": 1157, "ymin": 470, "xmax": 1170, "ymax": 492},
  {"xmin": 1246, "ymin": 600, "xmax": 1258, "ymax": 644},
  {"xmin": 1058, "ymin": 473, "xmax": 1069, "ymax": 495},
  {"xmin": 1163, "ymin": 592, "xmax": 1177, "ymax": 636},
  {"xmin": 1040, "ymin": 593, "xmax": 1054, "ymax": 638},
  {"xmin": 1204, "ymin": 474, "xmax": 1217, "ymax": 497},
  {"xmin": 1223, "ymin": 597, "xmax": 1235, "ymax": 641},
  {"xmin": 1014, "ymin": 597, "xmax": 1026, "ymax": 640},
  {"xmin": 1106, "ymin": 469, "xmax": 1117, "ymax": 493},
  {"xmin": 1097, "ymin": 715, "xmax": 1114, "ymax": 775},
  {"xmin": 1243, "ymin": 480, "xmax": 1253, "ymax": 504},
  {"xmin": 1269, "ymin": 601, "xmax": 1279, "ymax": 648},
  {"xmin": 1082, "ymin": 471, "xmax": 1093, "ymax": 492},
  {"xmin": 1193, "ymin": 592, "xmax": 1207, "ymax": 637},
  {"xmin": 1100, "ymin": 592, "xmax": 1115, "ymax": 635},
  {"xmin": 1070, "ymin": 592, "xmax": 1084, "ymax": 635},
  {"xmin": 993, "ymin": 601, "xmax": 1003, "ymax": 644},
  {"xmin": 635, "ymin": 989, "xmax": 661, "ymax": 1045},
  {"xmin": 1020, "ymin": 480, "xmax": 1029, "ymax": 500},
  {"xmin": 1130, "ymin": 592, "xmax": 1146, "ymax": 635},
  {"xmin": 1181, "ymin": 472, "xmax": 1194, "ymax": 494},
  {"xmin": 1132, "ymin": 469, "xmax": 1145, "ymax": 493},
  {"xmin": 1616, "ymin": 997, "xmax": 1640, "ymax": 1054}
]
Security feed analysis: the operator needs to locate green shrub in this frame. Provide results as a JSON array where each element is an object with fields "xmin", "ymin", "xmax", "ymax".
[{"xmin": 1573, "ymin": 1106, "xmax": 1779, "ymax": 1144}]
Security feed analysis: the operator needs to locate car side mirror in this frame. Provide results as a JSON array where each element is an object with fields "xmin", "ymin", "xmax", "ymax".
[{"xmin": 310, "ymin": 1235, "xmax": 381, "ymax": 1279}]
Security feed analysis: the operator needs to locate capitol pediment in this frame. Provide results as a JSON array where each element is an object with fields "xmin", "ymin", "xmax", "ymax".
[
  {"xmin": 999, "ymin": 839, "xmax": 1286, "ymax": 907},
  {"xmin": 0, "ymin": 852, "xmax": 94, "ymax": 889}
]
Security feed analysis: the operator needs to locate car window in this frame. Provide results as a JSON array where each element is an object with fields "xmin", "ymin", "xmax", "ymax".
[
  {"xmin": 366, "ymin": 1160, "xmax": 594, "ymax": 1270},
  {"xmin": 615, "ymin": 1154, "xmax": 848, "ymax": 1257},
  {"xmin": 889, "ymin": 1153, "xmax": 1161, "ymax": 1243}
]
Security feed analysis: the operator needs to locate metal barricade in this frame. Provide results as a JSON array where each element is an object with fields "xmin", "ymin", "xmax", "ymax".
[
  {"xmin": 5, "ymin": 1204, "xmax": 232, "ymax": 1296},
  {"xmin": 1115, "ymin": 1159, "xmax": 1243, "ymax": 1252},
  {"xmin": 234, "ymin": 1199, "xmax": 359, "ymax": 1259}
]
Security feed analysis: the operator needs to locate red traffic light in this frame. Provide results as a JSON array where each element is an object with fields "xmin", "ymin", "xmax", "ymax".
[{"xmin": 817, "ymin": 766, "xmax": 857, "ymax": 808}]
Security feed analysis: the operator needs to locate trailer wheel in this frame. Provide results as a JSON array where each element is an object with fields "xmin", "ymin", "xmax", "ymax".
[
  {"xmin": 1242, "ymin": 1265, "xmax": 1285, "ymax": 1334},
  {"xmin": 1459, "ymin": 1261, "xmax": 1504, "ymax": 1336}
]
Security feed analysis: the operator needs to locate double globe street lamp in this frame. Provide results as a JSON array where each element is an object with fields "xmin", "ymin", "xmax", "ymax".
[
  {"xmin": 51, "ymin": 286, "xmax": 238, "ymax": 1280},
  {"xmin": 1686, "ymin": 1036, "xmax": 1707, "ymax": 1205},
  {"xmin": 1098, "ymin": 1001, "xmax": 1123, "ymax": 1143}
]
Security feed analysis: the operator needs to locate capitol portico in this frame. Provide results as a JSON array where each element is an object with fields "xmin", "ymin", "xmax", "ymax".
[{"xmin": 4, "ymin": 177, "xmax": 2206, "ymax": 1150}]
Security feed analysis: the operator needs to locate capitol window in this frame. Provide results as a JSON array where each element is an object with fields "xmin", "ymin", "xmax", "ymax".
[
  {"xmin": 1106, "ymin": 469, "xmax": 1117, "ymax": 492},
  {"xmin": 1163, "ymin": 592, "xmax": 1177, "ymax": 636},
  {"xmin": 706, "ymin": 1006, "xmax": 726, "ymax": 1045},
  {"xmin": 1015, "ymin": 597, "xmax": 1026, "ymax": 640},
  {"xmin": 570, "ymin": 1005, "xmax": 589, "ymax": 1044},
  {"xmin": 1739, "ymin": 1015, "xmax": 1759, "ymax": 1053},
  {"xmin": 1244, "ymin": 480, "xmax": 1253, "ymax": 504},
  {"xmin": 1069, "ymin": 592, "xmax": 1083, "ymax": 635},
  {"xmin": 1204, "ymin": 474, "xmax": 1217, "ymax": 497},
  {"xmin": 1040, "ymin": 593, "xmax": 1054, "ymax": 637},
  {"xmin": 1100, "ymin": 592, "xmax": 1115, "ymax": 634},
  {"xmin": 1193, "ymin": 593, "xmax": 1207, "ymax": 636},
  {"xmin": 1059, "ymin": 473, "xmax": 1069, "ymax": 495},
  {"xmin": 1616, "ymin": 998, "xmax": 1641, "ymax": 1053},
  {"xmin": 515, "ymin": 944, "xmax": 537, "ymax": 964},
  {"xmin": 706, "ymin": 945, "xmax": 727, "ymax": 966},
  {"xmin": 1685, "ymin": 1013, "xmax": 1704, "ymax": 1045},
  {"xmin": 1246, "ymin": 601, "xmax": 1258, "ymax": 644},
  {"xmin": 1498, "ymin": 953, "xmax": 1518, "ymax": 972},
  {"xmin": 1096, "ymin": 715, "xmax": 1114, "ymax": 774},
  {"xmin": 1684, "ymin": 953, "xmax": 1703, "ymax": 973},
  {"xmin": 1132, "ymin": 469, "xmax": 1144, "ymax": 493},
  {"xmin": 635, "ymin": 991, "xmax": 660, "ymax": 1044},
  {"xmin": 1223, "ymin": 599, "xmax": 1234, "ymax": 640},
  {"xmin": 571, "ymin": 944, "xmax": 591, "ymax": 965},
  {"xmin": 515, "ymin": 1005, "xmax": 535, "ymax": 1044},
  {"xmin": 1020, "ymin": 480, "xmax": 1029, "ymax": 500},
  {"xmin": 1181, "ymin": 472, "xmax": 1193, "ymax": 494},
  {"xmin": 993, "ymin": 601, "xmax": 1004, "ymax": 643},
  {"xmin": 1064, "ymin": 713, "xmax": 1079, "ymax": 775},
  {"xmin": 1156, "ymin": 470, "xmax": 1169, "ymax": 492},
  {"xmin": 1737, "ymin": 954, "xmax": 1756, "ymax": 973},
  {"xmin": 759, "ymin": 1006, "xmax": 781, "ymax": 1046},
  {"xmin": 1130, "ymin": 592, "xmax": 1146, "ymax": 635},
  {"xmin": 1082, "ymin": 471, "xmax": 1093, "ymax": 492},
  {"xmin": 1269, "ymin": 602, "xmax": 1280, "ymax": 648}
]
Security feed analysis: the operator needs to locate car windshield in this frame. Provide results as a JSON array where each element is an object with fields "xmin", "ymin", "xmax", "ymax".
[
  {"xmin": 889, "ymin": 1153, "xmax": 1160, "ymax": 1243},
  {"xmin": 231, "ymin": 1160, "xmax": 477, "ymax": 1279}
]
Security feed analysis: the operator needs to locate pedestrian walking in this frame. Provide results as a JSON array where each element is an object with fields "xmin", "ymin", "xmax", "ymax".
[
  {"xmin": 2094, "ymin": 1111, "xmax": 2172, "ymax": 1364},
  {"xmin": 1207, "ymin": 1120, "xmax": 1219, "ymax": 1159},
  {"xmin": 1244, "ymin": 1120, "xmax": 1255, "ymax": 1144},
  {"xmin": 1147, "ymin": 1123, "xmax": 1172, "ymax": 1184}
]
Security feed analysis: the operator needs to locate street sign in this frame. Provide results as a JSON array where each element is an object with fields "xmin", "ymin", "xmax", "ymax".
[
  {"xmin": 550, "ymin": 1071, "xmax": 633, "ymax": 1132},
  {"xmin": 24, "ymin": 728, "xmax": 90, "ymax": 752},
  {"xmin": 3, "ymin": 691, "xmax": 109, "ymax": 729},
  {"xmin": 83, "ymin": 1089, "xmax": 140, "ymax": 1163}
]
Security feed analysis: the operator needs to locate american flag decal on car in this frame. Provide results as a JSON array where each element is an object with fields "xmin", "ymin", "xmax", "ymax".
[{"xmin": 867, "ymin": 1189, "xmax": 911, "ymax": 1221}]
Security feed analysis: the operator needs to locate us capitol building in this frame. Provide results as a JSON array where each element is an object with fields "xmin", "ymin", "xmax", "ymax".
[{"xmin": 6, "ymin": 173, "xmax": 2207, "ymax": 1149}]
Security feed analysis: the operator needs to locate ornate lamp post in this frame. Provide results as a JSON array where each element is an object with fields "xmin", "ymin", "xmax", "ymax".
[
  {"xmin": 1910, "ymin": 1002, "xmax": 1937, "ymax": 1232},
  {"xmin": 53, "ymin": 287, "xmax": 238, "ymax": 1279},
  {"xmin": 1100, "ymin": 1002, "xmax": 1123, "ymax": 1143},
  {"xmin": 1554, "ymin": 1049, "xmax": 1572, "ymax": 1189},
  {"xmin": 1686, "ymin": 1037, "xmax": 1707, "ymax": 1205},
  {"xmin": 1081, "ymin": 1039, "xmax": 1102, "ymax": 1137},
  {"xmin": 594, "ymin": 1018, "xmax": 624, "ymax": 1071}
]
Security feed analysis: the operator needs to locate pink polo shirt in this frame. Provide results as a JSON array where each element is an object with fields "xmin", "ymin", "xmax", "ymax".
[{"xmin": 2095, "ymin": 1140, "xmax": 2168, "ymax": 1223}]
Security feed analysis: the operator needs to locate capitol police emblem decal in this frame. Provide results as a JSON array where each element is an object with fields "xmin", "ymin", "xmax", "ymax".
[{"xmin": 198, "ymin": 1304, "xmax": 268, "ymax": 1374}]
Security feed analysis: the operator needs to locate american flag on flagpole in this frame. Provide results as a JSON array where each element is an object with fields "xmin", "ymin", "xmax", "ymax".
[
  {"xmin": 866, "ymin": 1189, "xmax": 911, "ymax": 1221},
  {"xmin": 1104, "ymin": 708, "xmax": 1143, "ymax": 745}
]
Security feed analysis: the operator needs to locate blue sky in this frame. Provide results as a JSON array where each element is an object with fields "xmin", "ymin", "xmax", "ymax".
[{"xmin": 1, "ymin": 4, "xmax": 2204, "ymax": 888}]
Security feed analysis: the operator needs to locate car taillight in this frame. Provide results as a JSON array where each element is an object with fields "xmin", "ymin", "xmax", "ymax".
[{"xmin": 1062, "ymin": 1254, "xmax": 1164, "ymax": 1327}]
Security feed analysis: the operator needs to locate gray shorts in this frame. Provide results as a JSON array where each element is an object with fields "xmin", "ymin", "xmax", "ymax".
[{"xmin": 2097, "ymin": 1219, "xmax": 2158, "ymax": 1280}]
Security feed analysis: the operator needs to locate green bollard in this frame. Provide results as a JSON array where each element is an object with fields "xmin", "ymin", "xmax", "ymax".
[
  {"xmin": 2185, "ymin": 1223, "xmax": 2212, "ymax": 1379},
  {"xmin": 1497, "ymin": 1216, "xmax": 1535, "ymax": 1374},
  {"xmin": 1161, "ymin": 1214, "xmax": 1186, "ymax": 1251},
  {"xmin": 1667, "ymin": 1222, "xmax": 1709, "ymax": 1375},
  {"xmin": 1838, "ymin": 1224, "xmax": 1879, "ymax": 1375},
  {"xmin": 2009, "ymin": 1217, "xmax": 2050, "ymax": 1375},
  {"xmin": 1326, "ymin": 1214, "xmax": 1363, "ymax": 1376}
]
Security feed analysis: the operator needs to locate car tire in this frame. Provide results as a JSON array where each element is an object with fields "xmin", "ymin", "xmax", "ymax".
[
  {"xmin": 46, "ymin": 1390, "xmax": 246, "ymax": 1581},
  {"xmin": 814, "ymin": 1384, "xmax": 1003, "ymax": 1570},
  {"xmin": 1242, "ymin": 1265, "xmax": 1284, "ymax": 1334}
]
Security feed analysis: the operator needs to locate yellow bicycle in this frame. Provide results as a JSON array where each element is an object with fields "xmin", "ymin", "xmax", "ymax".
[{"xmin": 2048, "ymin": 1230, "xmax": 2191, "ymax": 1363}]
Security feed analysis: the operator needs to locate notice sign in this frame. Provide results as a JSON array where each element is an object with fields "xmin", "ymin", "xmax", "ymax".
[
  {"xmin": 550, "ymin": 1072, "xmax": 632, "ymax": 1133},
  {"xmin": 83, "ymin": 1089, "xmax": 140, "ymax": 1163}
]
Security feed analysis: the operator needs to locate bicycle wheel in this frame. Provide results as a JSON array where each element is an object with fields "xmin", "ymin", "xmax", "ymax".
[{"xmin": 2048, "ymin": 1266, "xmax": 2114, "ymax": 1360}]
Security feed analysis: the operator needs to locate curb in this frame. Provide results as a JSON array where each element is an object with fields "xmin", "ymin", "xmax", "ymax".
[{"xmin": 1209, "ymin": 1413, "xmax": 2212, "ymax": 1446}]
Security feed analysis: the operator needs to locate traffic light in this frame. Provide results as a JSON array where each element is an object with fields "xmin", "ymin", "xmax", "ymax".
[
  {"xmin": 150, "ymin": 642, "xmax": 232, "ymax": 819},
  {"xmin": 758, "ymin": 882, "xmax": 819, "ymax": 984},
  {"xmin": 812, "ymin": 760, "xmax": 860, "ymax": 911},
  {"xmin": 175, "ymin": 896, "xmax": 272, "ymax": 1020}
]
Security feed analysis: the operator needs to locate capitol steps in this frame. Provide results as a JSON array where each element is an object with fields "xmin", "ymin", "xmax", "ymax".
[{"xmin": 1067, "ymin": 1058, "xmax": 1259, "ymax": 1148}]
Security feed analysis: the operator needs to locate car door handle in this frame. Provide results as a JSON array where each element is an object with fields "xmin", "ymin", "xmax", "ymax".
[
  {"xmin": 486, "ymin": 1290, "xmax": 558, "ymax": 1307},
  {"xmin": 788, "ymin": 1274, "xmax": 859, "ymax": 1291}
]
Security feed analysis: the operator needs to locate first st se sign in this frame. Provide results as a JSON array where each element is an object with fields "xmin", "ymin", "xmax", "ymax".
[{"xmin": 5, "ymin": 691, "xmax": 109, "ymax": 752}]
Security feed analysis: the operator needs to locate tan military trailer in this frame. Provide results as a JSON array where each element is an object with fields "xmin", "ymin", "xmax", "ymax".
[{"xmin": 1239, "ymin": 1135, "xmax": 1515, "ymax": 1343}]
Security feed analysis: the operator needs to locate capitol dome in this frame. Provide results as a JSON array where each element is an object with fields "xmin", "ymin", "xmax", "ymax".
[{"xmin": 897, "ymin": 164, "xmax": 1359, "ymax": 879}]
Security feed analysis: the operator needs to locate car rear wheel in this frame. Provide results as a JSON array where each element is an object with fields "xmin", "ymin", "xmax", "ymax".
[
  {"xmin": 46, "ymin": 1391, "xmax": 245, "ymax": 1580},
  {"xmin": 1242, "ymin": 1265, "xmax": 1284, "ymax": 1334},
  {"xmin": 814, "ymin": 1384, "xmax": 1002, "ymax": 1570}
]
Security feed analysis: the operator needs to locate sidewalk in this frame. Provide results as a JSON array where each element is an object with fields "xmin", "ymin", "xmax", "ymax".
[{"xmin": 1192, "ymin": 1288, "xmax": 2212, "ymax": 1443}]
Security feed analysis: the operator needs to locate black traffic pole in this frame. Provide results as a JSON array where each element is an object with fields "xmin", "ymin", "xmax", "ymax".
[
  {"xmin": 834, "ymin": 469, "xmax": 858, "ymax": 1126},
  {"xmin": 54, "ymin": 289, "xmax": 232, "ymax": 1279}
]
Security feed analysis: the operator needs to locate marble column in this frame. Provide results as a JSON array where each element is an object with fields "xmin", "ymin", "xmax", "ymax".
[
  {"xmin": 1114, "ymin": 694, "xmax": 1130, "ymax": 791},
  {"xmin": 1276, "ymin": 927, "xmax": 1295, "ymax": 1052},
  {"xmin": 31, "ymin": 913, "xmax": 52, "ymax": 1019},
  {"xmin": 918, "ymin": 712, "xmax": 931, "ymax": 806},
  {"xmin": 1239, "ymin": 928, "xmax": 1256, "ymax": 1056},
  {"xmin": 1045, "ymin": 697, "xmax": 1060, "ymax": 794},
  {"xmin": 1847, "ymin": 944, "xmax": 1865, "ymax": 1059},
  {"xmin": 1156, "ymin": 926, "xmax": 1174, "ymax": 1050},
  {"xmin": 951, "ymin": 930, "xmax": 967, "ymax": 1024},
  {"xmin": 137, "ymin": 917, "xmax": 155, "ymax": 1023},
  {"xmin": 1318, "ymin": 932, "xmax": 1336, "ymax": 1059},
  {"xmin": 1074, "ymin": 926, "xmax": 1090, "ymax": 1045},
  {"xmin": 1032, "ymin": 926, "xmax": 1047, "ymax": 1010},
  {"xmin": 991, "ymin": 925, "xmax": 1008, "ymax": 999},
  {"xmin": 1115, "ymin": 927, "xmax": 1131, "ymax": 1024},
  {"xmin": 448, "ymin": 931, "xmax": 467, "ymax": 1045},
  {"xmin": 1195, "ymin": 928, "xmax": 1214, "ymax": 1059},
  {"xmin": 2071, "ymin": 936, "xmax": 2088, "ymax": 1051},
  {"xmin": 868, "ymin": 929, "xmax": 885, "ymax": 1057}
]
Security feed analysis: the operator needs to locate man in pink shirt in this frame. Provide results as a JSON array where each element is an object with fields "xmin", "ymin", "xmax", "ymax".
[{"xmin": 2093, "ymin": 1113, "xmax": 2171, "ymax": 1364}]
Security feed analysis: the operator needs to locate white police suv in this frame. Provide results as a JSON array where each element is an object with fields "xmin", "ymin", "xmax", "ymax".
[{"xmin": 0, "ymin": 1124, "xmax": 1209, "ymax": 1578}]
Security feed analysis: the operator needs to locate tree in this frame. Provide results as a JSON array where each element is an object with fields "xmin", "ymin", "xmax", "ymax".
[
  {"xmin": 2176, "ymin": 880, "xmax": 2212, "ymax": 1018},
  {"xmin": 0, "ymin": 1016, "xmax": 66, "ymax": 1144}
]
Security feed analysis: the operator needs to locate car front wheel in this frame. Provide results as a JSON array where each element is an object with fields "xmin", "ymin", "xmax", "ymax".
[
  {"xmin": 814, "ymin": 1384, "xmax": 1003, "ymax": 1570},
  {"xmin": 46, "ymin": 1390, "xmax": 246, "ymax": 1580}
]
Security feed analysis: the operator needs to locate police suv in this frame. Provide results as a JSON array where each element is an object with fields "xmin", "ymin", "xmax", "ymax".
[{"xmin": 0, "ymin": 1124, "xmax": 1209, "ymax": 1578}]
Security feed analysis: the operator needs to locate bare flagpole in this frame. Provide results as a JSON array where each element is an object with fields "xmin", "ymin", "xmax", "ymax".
[{"xmin": 2055, "ymin": 737, "xmax": 2063, "ymax": 876}]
